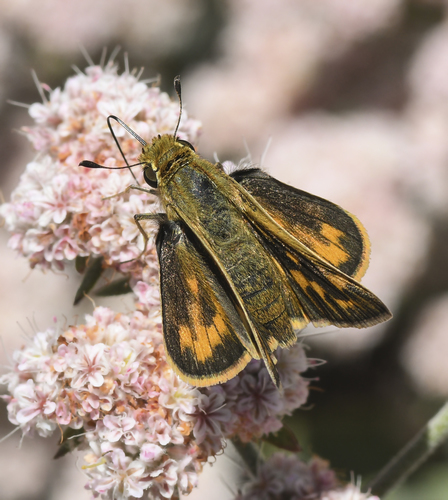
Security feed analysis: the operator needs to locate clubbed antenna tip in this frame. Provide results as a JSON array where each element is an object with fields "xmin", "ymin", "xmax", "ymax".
[
  {"xmin": 174, "ymin": 75, "xmax": 181, "ymax": 98},
  {"xmin": 173, "ymin": 75, "xmax": 183, "ymax": 139}
]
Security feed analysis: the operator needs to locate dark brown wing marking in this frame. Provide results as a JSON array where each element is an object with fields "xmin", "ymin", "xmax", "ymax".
[
  {"xmin": 156, "ymin": 220, "xmax": 254, "ymax": 386},
  {"xmin": 231, "ymin": 168, "xmax": 370, "ymax": 280}
]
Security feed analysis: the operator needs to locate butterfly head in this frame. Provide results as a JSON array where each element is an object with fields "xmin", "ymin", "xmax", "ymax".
[
  {"xmin": 79, "ymin": 76, "xmax": 197, "ymax": 190},
  {"xmin": 138, "ymin": 134, "xmax": 196, "ymax": 188}
]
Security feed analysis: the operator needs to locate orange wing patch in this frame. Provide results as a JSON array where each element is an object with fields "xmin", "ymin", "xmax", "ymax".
[
  {"xmin": 231, "ymin": 169, "xmax": 371, "ymax": 280},
  {"xmin": 157, "ymin": 220, "xmax": 258, "ymax": 386}
]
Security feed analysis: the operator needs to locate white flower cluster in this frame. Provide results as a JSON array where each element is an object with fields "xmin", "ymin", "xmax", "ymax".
[
  {"xmin": 1, "ymin": 308, "xmax": 202, "ymax": 498},
  {"xmin": 321, "ymin": 485, "xmax": 380, "ymax": 500},
  {"xmin": 1, "ymin": 306, "xmax": 312, "ymax": 499},
  {"xmin": 0, "ymin": 63, "xmax": 201, "ymax": 275},
  {"xmin": 211, "ymin": 343, "xmax": 311, "ymax": 444}
]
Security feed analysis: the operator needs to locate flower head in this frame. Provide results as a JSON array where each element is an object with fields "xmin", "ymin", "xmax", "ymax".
[
  {"xmin": 1, "ymin": 63, "xmax": 201, "ymax": 275},
  {"xmin": 1, "ymin": 306, "xmax": 312, "ymax": 499},
  {"xmin": 217, "ymin": 343, "xmax": 311, "ymax": 443}
]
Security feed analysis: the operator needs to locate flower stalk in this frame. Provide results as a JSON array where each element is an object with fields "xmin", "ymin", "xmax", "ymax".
[{"xmin": 368, "ymin": 400, "xmax": 448, "ymax": 497}]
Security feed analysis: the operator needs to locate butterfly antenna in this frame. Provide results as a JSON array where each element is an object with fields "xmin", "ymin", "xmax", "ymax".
[
  {"xmin": 173, "ymin": 75, "xmax": 183, "ymax": 139},
  {"xmin": 107, "ymin": 115, "xmax": 147, "ymax": 183},
  {"xmin": 79, "ymin": 160, "xmax": 146, "ymax": 170}
]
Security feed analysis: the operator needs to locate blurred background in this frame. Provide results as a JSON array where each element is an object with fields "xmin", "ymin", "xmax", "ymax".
[{"xmin": 1, "ymin": 0, "xmax": 448, "ymax": 498}]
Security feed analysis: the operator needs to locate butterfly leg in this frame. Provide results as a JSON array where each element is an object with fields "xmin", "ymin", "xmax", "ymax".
[
  {"xmin": 131, "ymin": 212, "xmax": 166, "ymax": 262},
  {"xmin": 103, "ymin": 184, "xmax": 158, "ymax": 201},
  {"xmin": 129, "ymin": 185, "xmax": 158, "ymax": 196},
  {"xmin": 118, "ymin": 212, "xmax": 166, "ymax": 264}
]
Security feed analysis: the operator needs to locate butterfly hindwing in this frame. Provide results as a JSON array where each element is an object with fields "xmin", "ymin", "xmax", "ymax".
[
  {"xmin": 231, "ymin": 168, "xmax": 370, "ymax": 280},
  {"xmin": 259, "ymin": 233, "xmax": 390, "ymax": 328},
  {"xmin": 156, "ymin": 219, "xmax": 254, "ymax": 386}
]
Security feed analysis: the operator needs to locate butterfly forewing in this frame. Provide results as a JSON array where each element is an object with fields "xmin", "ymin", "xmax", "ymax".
[
  {"xmin": 231, "ymin": 168, "xmax": 370, "ymax": 280},
  {"xmin": 161, "ymin": 160, "xmax": 315, "ymax": 386}
]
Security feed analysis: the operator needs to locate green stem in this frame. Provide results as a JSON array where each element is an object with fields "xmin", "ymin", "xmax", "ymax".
[
  {"xmin": 368, "ymin": 401, "xmax": 448, "ymax": 497},
  {"xmin": 231, "ymin": 439, "xmax": 262, "ymax": 476}
]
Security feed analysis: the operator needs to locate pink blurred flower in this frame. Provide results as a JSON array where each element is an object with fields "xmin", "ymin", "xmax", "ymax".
[
  {"xmin": 401, "ymin": 292, "xmax": 448, "ymax": 397},
  {"xmin": 186, "ymin": 0, "xmax": 402, "ymax": 157},
  {"xmin": 406, "ymin": 22, "xmax": 448, "ymax": 214},
  {"xmin": 236, "ymin": 453, "xmax": 337, "ymax": 500}
]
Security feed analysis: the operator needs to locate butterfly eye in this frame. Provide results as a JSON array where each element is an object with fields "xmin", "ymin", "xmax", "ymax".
[
  {"xmin": 143, "ymin": 166, "xmax": 157, "ymax": 188},
  {"xmin": 177, "ymin": 139, "xmax": 195, "ymax": 151}
]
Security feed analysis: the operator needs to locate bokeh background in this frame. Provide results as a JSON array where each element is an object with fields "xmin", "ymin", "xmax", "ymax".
[{"xmin": 1, "ymin": 0, "xmax": 448, "ymax": 498}]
